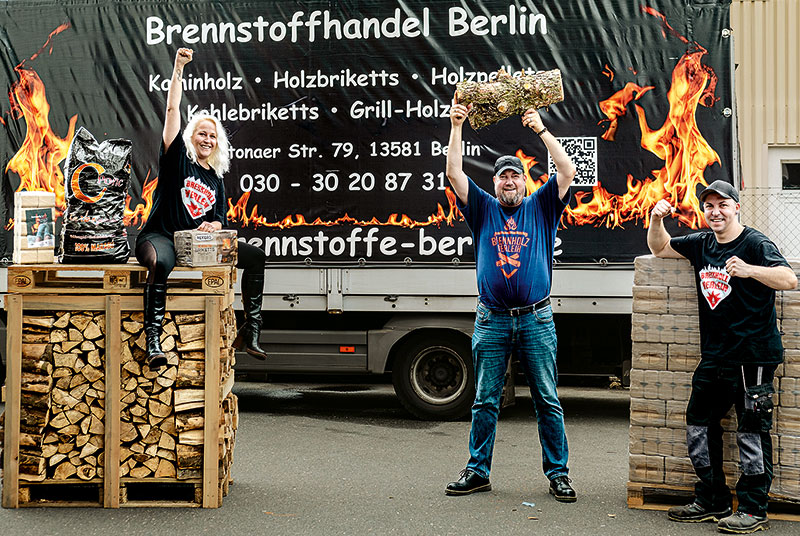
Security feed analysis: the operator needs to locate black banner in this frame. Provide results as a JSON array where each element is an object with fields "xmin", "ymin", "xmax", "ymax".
[{"xmin": 1, "ymin": 0, "xmax": 733, "ymax": 264}]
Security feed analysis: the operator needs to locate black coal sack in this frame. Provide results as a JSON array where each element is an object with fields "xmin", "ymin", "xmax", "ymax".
[{"xmin": 60, "ymin": 127, "xmax": 131, "ymax": 263}]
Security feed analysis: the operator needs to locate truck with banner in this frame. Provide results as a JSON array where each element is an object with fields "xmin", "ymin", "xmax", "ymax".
[{"xmin": 0, "ymin": 0, "xmax": 735, "ymax": 418}]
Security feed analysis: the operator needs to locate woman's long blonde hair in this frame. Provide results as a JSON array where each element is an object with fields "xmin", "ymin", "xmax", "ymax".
[{"xmin": 182, "ymin": 110, "xmax": 230, "ymax": 178}]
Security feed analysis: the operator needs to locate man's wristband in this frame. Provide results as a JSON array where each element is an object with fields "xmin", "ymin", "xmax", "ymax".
[{"xmin": 536, "ymin": 127, "xmax": 548, "ymax": 137}]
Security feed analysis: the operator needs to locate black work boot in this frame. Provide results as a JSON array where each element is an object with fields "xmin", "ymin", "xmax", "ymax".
[
  {"xmin": 445, "ymin": 469, "xmax": 491, "ymax": 496},
  {"xmin": 143, "ymin": 282, "xmax": 168, "ymax": 370},
  {"xmin": 234, "ymin": 273, "xmax": 268, "ymax": 360},
  {"xmin": 668, "ymin": 502, "xmax": 732, "ymax": 523}
]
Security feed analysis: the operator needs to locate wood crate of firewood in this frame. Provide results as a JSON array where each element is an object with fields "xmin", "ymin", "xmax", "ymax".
[{"xmin": 1, "ymin": 263, "xmax": 238, "ymax": 508}]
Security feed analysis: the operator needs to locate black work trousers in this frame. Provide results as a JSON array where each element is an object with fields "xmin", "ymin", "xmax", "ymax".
[{"xmin": 685, "ymin": 360, "xmax": 777, "ymax": 517}]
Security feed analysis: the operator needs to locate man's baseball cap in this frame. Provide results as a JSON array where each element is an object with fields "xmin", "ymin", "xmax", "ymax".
[
  {"xmin": 699, "ymin": 180, "xmax": 739, "ymax": 203},
  {"xmin": 494, "ymin": 155, "xmax": 524, "ymax": 176}
]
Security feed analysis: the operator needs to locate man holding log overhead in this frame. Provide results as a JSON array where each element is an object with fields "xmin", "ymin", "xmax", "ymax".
[
  {"xmin": 648, "ymin": 182, "xmax": 797, "ymax": 533},
  {"xmin": 443, "ymin": 90, "xmax": 578, "ymax": 502}
]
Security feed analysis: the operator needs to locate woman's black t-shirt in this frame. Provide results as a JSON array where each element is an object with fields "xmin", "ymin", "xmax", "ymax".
[
  {"xmin": 141, "ymin": 134, "xmax": 226, "ymax": 237},
  {"xmin": 670, "ymin": 226, "xmax": 790, "ymax": 364}
]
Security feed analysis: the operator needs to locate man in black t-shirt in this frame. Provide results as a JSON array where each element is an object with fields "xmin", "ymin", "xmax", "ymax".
[{"xmin": 648, "ymin": 180, "xmax": 797, "ymax": 534}]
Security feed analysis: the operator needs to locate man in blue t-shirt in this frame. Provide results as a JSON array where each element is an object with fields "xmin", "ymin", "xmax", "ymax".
[
  {"xmin": 648, "ymin": 181, "xmax": 797, "ymax": 534},
  {"xmin": 444, "ymin": 94, "xmax": 578, "ymax": 503}
]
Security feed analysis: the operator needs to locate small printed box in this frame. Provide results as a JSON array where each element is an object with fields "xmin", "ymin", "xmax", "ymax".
[
  {"xmin": 13, "ymin": 191, "xmax": 56, "ymax": 264},
  {"xmin": 174, "ymin": 230, "xmax": 238, "ymax": 267}
]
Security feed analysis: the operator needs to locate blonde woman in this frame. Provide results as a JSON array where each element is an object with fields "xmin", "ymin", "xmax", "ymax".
[{"xmin": 136, "ymin": 48, "xmax": 268, "ymax": 369}]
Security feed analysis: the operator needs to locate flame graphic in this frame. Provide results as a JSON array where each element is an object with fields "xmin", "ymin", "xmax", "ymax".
[
  {"xmin": 552, "ymin": 7, "xmax": 720, "ymax": 230},
  {"xmin": 124, "ymin": 171, "xmax": 159, "ymax": 228},
  {"xmin": 5, "ymin": 24, "xmax": 76, "ymax": 220},
  {"xmin": 226, "ymin": 188, "xmax": 463, "ymax": 230}
]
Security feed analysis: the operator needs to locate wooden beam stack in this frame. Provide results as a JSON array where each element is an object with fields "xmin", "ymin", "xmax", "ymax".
[{"xmin": 629, "ymin": 255, "xmax": 800, "ymax": 502}]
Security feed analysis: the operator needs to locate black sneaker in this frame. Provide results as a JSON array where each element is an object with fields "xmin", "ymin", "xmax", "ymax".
[
  {"xmin": 445, "ymin": 469, "xmax": 491, "ymax": 496},
  {"xmin": 549, "ymin": 476, "xmax": 577, "ymax": 502},
  {"xmin": 668, "ymin": 502, "xmax": 732, "ymax": 523},
  {"xmin": 717, "ymin": 511, "xmax": 769, "ymax": 534}
]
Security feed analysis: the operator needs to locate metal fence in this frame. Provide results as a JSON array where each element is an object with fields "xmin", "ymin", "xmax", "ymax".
[{"xmin": 739, "ymin": 188, "xmax": 800, "ymax": 259}]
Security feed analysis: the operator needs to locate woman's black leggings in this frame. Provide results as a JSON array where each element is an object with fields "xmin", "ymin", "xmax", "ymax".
[{"xmin": 135, "ymin": 231, "xmax": 266, "ymax": 284}]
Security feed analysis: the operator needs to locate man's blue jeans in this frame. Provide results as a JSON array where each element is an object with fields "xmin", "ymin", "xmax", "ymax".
[{"xmin": 466, "ymin": 301, "xmax": 569, "ymax": 480}]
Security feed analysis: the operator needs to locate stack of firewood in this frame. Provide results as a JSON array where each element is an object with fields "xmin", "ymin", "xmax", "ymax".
[{"xmin": 1, "ymin": 305, "xmax": 238, "ymax": 491}]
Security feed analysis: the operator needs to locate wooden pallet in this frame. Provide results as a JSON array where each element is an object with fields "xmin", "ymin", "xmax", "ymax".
[
  {"xmin": 628, "ymin": 481, "xmax": 800, "ymax": 522},
  {"xmin": 3, "ymin": 265, "xmax": 236, "ymax": 508},
  {"xmin": 16, "ymin": 479, "xmax": 210, "ymax": 508},
  {"xmin": 6, "ymin": 261, "xmax": 234, "ymax": 295}
]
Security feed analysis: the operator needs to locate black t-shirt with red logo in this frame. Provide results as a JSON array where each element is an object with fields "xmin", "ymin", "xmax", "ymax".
[
  {"xmin": 141, "ymin": 134, "xmax": 225, "ymax": 237},
  {"xmin": 670, "ymin": 226, "xmax": 790, "ymax": 364}
]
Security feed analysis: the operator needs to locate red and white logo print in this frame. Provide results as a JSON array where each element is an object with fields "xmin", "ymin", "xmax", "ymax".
[
  {"xmin": 698, "ymin": 265, "xmax": 732, "ymax": 310},
  {"xmin": 181, "ymin": 177, "xmax": 216, "ymax": 219}
]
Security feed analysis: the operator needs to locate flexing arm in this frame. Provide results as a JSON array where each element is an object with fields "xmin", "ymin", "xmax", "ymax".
[
  {"xmin": 522, "ymin": 108, "xmax": 576, "ymax": 199},
  {"xmin": 163, "ymin": 48, "xmax": 193, "ymax": 150},
  {"xmin": 647, "ymin": 199, "xmax": 684, "ymax": 258},
  {"xmin": 725, "ymin": 257, "xmax": 798, "ymax": 290},
  {"xmin": 446, "ymin": 93, "xmax": 471, "ymax": 204}
]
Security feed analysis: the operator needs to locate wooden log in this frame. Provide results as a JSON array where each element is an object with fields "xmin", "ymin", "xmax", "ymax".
[
  {"xmin": 178, "ymin": 429, "xmax": 204, "ymax": 446},
  {"xmin": 177, "ymin": 360, "xmax": 204, "ymax": 388},
  {"xmin": 21, "ymin": 390, "xmax": 51, "ymax": 411},
  {"xmin": 129, "ymin": 466, "xmax": 152, "ymax": 479},
  {"xmin": 19, "ymin": 452, "xmax": 45, "ymax": 476},
  {"xmin": 175, "ymin": 411, "xmax": 204, "ymax": 432},
  {"xmin": 148, "ymin": 400, "xmax": 172, "ymax": 419},
  {"xmin": 68, "ymin": 372, "xmax": 88, "ymax": 390},
  {"xmin": 176, "ymin": 444, "xmax": 203, "ymax": 468},
  {"xmin": 158, "ymin": 431, "xmax": 176, "ymax": 450},
  {"xmin": 122, "ymin": 319, "xmax": 143, "ymax": 333},
  {"xmin": 21, "ymin": 372, "xmax": 52, "ymax": 393},
  {"xmin": 175, "ymin": 313, "xmax": 205, "ymax": 324},
  {"xmin": 178, "ymin": 323, "xmax": 205, "ymax": 344},
  {"xmin": 87, "ymin": 350, "xmax": 102, "ymax": 367},
  {"xmin": 174, "ymin": 389, "xmax": 204, "ymax": 412},
  {"xmin": 120, "ymin": 422, "xmax": 137, "ymax": 442},
  {"xmin": 77, "ymin": 465, "xmax": 97, "ymax": 481},
  {"xmin": 69, "ymin": 315, "xmax": 92, "ymax": 331},
  {"xmin": 61, "ymin": 340, "xmax": 81, "ymax": 352},
  {"xmin": 53, "ymin": 313, "xmax": 70, "ymax": 328},
  {"xmin": 154, "ymin": 458, "xmax": 177, "ymax": 478},
  {"xmin": 52, "ymin": 461, "xmax": 77, "ymax": 480},
  {"xmin": 456, "ymin": 68, "xmax": 564, "ymax": 129},
  {"xmin": 84, "ymin": 321, "xmax": 103, "ymax": 340},
  {"xmin": 24, "ymin": 316, "xmax": 55, "ymax": 329}
]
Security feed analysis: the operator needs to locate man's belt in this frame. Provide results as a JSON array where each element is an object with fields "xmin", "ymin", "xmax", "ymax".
[{"xmin": 495, "ymin": 297, "xmax": 551, "ymax": 317}]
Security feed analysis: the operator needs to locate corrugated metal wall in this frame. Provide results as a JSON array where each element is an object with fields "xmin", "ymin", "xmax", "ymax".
[{"xmin": 731, "ymin": 0, "xmax": 800, "ymax": 188}]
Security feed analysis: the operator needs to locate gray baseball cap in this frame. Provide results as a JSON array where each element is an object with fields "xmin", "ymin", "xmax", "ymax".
[
  {"xmin": 699, "ymin": 180, "xmax": 739, "ymax": 203},
  {"xmin": 494, "ymin": 155, "xmax": 524, "ymax": 176}
]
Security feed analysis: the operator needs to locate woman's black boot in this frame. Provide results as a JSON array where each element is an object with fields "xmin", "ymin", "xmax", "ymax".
[
  {"xmin": 234, "ymin": 273, "xmax": 268, "ymax": 360},
  {"xmin": 143, "ymin": 282, "xmax": 168, "ymax": 370}
]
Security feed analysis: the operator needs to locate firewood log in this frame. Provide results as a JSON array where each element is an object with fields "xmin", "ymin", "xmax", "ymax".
[
  {"xmin": 52, "ymin": 461, "xmax": 77, "ymax": 480},
  {"xmin": 456, "ymin": 68, "xmax": 563, "ymax": 129},
  {"xmin": 155, "ymin": 458, "xmax": 177, "ymax": 478}
]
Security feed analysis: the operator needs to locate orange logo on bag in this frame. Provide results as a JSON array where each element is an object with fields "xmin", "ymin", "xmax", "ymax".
[{"xmin": 71, "ymin": 163, "xmax": 107, "ymax": 203}]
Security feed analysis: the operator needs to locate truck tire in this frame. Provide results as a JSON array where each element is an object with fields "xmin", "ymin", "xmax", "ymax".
[{"xmin": 392, "ymin": 334, "xmax": 474, "ymax": 421}]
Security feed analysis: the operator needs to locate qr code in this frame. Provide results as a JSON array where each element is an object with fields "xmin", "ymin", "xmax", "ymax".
[{"xmin": 548, "ymin": 137, "xmax": 597, "ymax": 187}]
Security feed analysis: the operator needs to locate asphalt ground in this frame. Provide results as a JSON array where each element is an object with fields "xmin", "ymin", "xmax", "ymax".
[{"xmin": 0, "ymin": 383, "xmax": 793, "ymax": 535}]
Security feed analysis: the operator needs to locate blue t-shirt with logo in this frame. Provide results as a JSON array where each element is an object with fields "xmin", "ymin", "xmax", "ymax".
[
  {"xmin": 457, "ymin": 174, "xmax": 568, "ymax": 310},
  {"xmin": 142, "ymin": 134, "xmax": 226, "ymax": 237}
]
